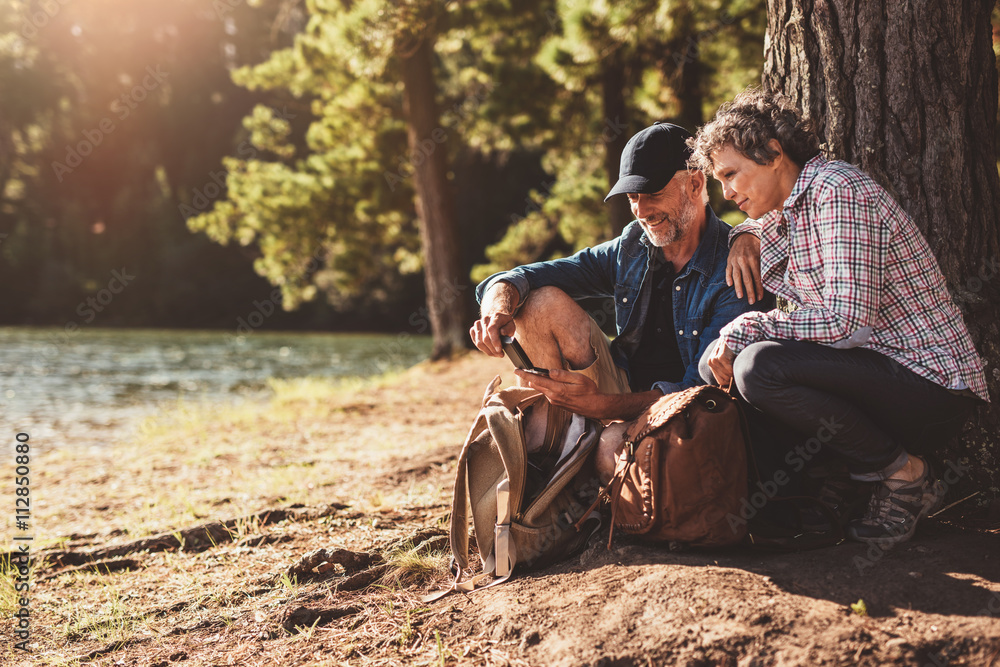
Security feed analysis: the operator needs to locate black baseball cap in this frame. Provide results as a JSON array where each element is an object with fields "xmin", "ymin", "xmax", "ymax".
[{"xmin": 604, "ymin": 122, "xmax": 694, "ymax": 202}]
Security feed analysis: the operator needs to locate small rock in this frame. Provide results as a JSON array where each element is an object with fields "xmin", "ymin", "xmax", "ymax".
[
  {"xmin": 278, "ymin": 604, "xmax": 362, "ymax": 633},
  {"xmin": 519, "ymin": 630, "xmax": 541, "ymax": 651}
]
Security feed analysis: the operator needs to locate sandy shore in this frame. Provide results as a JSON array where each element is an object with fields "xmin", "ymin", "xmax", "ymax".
[{"xmin": 3, "ymin": 352, "xmax": 999, "ymax": 666}]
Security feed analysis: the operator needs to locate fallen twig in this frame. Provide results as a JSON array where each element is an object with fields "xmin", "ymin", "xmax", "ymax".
[
  {"xmin": 285, "ymin": 548, "xmax": 385, "ymax": 583},
  {"xmin": 25, "ymin": 503, "xmax": 347, "ymax": 571},
  {"xmin": 928, "ymin": 492, "xmax": 979, "ymax": 519},
  {"xmin": 279, "ymin": 604, "xmax": 363, "ymax": 633},
  {"xmin": 36, "ymin": 557, "xmax": 143, "ymax": 582}
]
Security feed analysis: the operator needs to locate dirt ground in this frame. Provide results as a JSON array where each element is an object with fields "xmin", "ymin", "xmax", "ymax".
[{"xmin": 3, "ymin": 353, "xmax": 1000, "ymax": 666}]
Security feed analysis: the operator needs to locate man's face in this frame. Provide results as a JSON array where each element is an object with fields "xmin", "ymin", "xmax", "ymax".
[{"xmin": 627, "ymin": 172, "xmax": 699, "ymax": 248}]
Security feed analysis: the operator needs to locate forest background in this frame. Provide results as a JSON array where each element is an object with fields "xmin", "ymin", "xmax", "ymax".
[
  {"xmin": 0, "ymin": 0, "xmax": 850, "ymax": 337},
  {"xmin": 3, "ymin": 0, "xmax": 1000, "ymax": 373}
]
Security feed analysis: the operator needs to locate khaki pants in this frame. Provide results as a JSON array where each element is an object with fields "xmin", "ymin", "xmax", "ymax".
[{"xmin": 572, "ymin": 319, "xmax": 630, "ymax": 395}]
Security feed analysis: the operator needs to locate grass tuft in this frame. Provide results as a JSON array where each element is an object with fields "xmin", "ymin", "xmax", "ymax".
[
  {"xmin": 0, "ymin": 555, "xmax": 23, "ymax": 618},
  {"xmin": 382, "ymin": 542, "xmax": 450, "ymax": 590},
  {"xmin": 64, "ymin": 582, "xmax": 148, "ymax": 644}
]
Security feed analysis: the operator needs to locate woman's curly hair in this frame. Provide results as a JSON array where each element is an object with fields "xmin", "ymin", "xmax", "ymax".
[{"xmin": 688, "ymin": 87, "xmax": 821, "ymax": 172}]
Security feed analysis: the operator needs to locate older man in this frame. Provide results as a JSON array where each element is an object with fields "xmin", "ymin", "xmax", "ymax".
[{"xmin": 470, "ymin": 123, "xmax": 762, "ymax": 481}]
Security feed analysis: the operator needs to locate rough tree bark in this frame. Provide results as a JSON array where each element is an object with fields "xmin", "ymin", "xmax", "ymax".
[
  {"xmin": 764, "ymin": 0, "xmax": 1000, "ymax": 499},
  {"xmin": 399, "ymin": 36, "xmax": 469, "ymax": 360}
]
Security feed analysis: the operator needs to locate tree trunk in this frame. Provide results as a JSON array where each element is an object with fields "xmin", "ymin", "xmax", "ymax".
[
  {"xmin": 668, "ymin": 0, "xmax": 704, "ymax": 131},
  {"xmin": 0, "ymin": 115, "xmax": 13, "ymax": 196},
  {"xmin": 673, "ymin": 38, "xmax": 704, "ymax": 131},
  {"xmin": 764, "ymin": 0, "xmax": 1000, "ymax": 498},
  {"xmin": 602, "ymin": 56, "xmax": 632, "ymax": 237},
  {"xmin": 399, "ymin": 37, "xmax": 469, "ymax": 360}
]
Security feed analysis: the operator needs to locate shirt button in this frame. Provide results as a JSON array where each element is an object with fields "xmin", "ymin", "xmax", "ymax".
[
  {"xmin": 675, "ymin": 285, "xmax": 681, "ymax": 291},
  {"xmin": 622, "ymin": 297, "xmax": 628, "ymax": 303},
  {"xmin": 693, "ymin": 330, "xmax": 699, "ymax": 336},
  {"xmin": 657, "ymin": 328, "xmax": 662, "ymax": 333},
  {"xmin": 678, "ymin": 330, "xmax": 684, "ymax": 335}
]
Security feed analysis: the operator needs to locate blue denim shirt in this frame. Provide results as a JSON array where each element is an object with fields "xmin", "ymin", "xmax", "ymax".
[{"xmin": 476, "ymin": 206, "xmax": 756, "ymax": 395}]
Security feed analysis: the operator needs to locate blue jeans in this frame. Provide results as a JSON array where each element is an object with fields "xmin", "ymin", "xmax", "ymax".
[{"xmin": 700, "ymin": 339, "xmax": 980, "ymax": 481}]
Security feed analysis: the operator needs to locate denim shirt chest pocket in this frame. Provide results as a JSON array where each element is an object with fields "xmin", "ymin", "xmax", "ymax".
[
  {"xmin": 614, "ymin": 282, "xmax": 641, "ymax": 333},
  {"xmin": 613, "ymin": 233, "xmax": 649, "ymax": 335}
]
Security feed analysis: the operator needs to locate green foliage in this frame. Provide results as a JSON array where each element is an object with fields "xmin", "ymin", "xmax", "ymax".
[
  {"xmin": 189, "ymin": 0, "xmax": 453, "ymax": 310},
  {"xmin": 7, "ymin": 0, "xmax": 1000, "ymax": 333},
  {"xmin": 472, "ymin": 0, "xmax": 767, "ymax": 281},
  {"xmin": 0, "ymin": 0, "xmax": 328, "ymax": 328},
  {"xmin": 0, "ymin": 0, "xmax": 771, "ymax": 326},
  {"xmin": 189, "ymin": 0, "xmax": 573, "ymax": 311}
]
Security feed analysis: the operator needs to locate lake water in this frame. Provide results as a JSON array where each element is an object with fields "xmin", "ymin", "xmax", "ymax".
[{"xmin": 0, "ymin": 327, "xmax": 431, "ymax": 446}]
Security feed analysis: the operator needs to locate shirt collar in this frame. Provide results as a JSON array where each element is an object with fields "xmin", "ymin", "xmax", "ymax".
[{"xmin": 783, "ymin": 154, "xmax": 827, "ymax": 209}]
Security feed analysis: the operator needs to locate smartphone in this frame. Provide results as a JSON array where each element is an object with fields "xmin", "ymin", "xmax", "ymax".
[{"xmin": 500, "ymin": 336, "xmax": 550, "ymax": 377}]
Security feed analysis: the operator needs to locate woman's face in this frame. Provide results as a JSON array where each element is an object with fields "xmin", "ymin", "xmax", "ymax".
[{"xmin": 710, "ymin": 144, "xmax": 788, "ymax": 220}]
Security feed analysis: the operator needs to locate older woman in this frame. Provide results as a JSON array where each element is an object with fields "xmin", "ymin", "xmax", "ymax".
[{"xmin": 689, "ymin": 88, "xmax": 988, "ymax": 547}]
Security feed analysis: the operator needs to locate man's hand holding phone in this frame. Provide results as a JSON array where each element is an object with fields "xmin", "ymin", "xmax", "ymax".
[
  {"xmin": 499, "ymin": 335, "xmax": 659, "ymax": 420},
  {"xmin": 500, "ymin": 336, "xmax": 549, "ymax": 377}
]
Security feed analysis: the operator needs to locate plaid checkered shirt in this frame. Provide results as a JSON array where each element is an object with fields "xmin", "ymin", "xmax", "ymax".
[{"xmin": 720, "ymin": 155, "xmax": 989, "ymax": 401}]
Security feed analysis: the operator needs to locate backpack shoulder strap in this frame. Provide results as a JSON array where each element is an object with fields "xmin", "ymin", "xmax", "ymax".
[
  {"xmin": 425, "ymin": 378, "xmax": 542, "ymax": 602},
  {"xmin": 447, "ymin": 376, "xmax": 505, "ymax": 567},
  {"xmin": 622, "ymin": 385, "xmax": 729, "ymax": 444}
]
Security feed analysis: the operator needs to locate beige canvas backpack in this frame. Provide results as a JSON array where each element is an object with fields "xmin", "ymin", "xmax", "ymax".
[{"xmin": 428, "ymin": 376, "xmax": 603, "ymax": 600}]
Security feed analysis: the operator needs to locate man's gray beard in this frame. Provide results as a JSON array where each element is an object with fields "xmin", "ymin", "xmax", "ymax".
[{"xmin": 643, "ymin": 199, "xmax": 697, "ymax": 247}]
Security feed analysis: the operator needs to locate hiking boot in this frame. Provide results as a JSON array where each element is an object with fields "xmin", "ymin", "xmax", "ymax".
[
  {"xmin": 800, "ymin": 473, "xmax": 871, "ymax": 533},
  {"xmin": 846, "ymin": 458, "xmax": 945, "ymax": 547}
]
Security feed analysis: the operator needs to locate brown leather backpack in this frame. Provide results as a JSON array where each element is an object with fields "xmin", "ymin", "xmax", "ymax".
[{"xmin": 604, "ymin": 384, "xmax": 749, "ymax": 547}]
